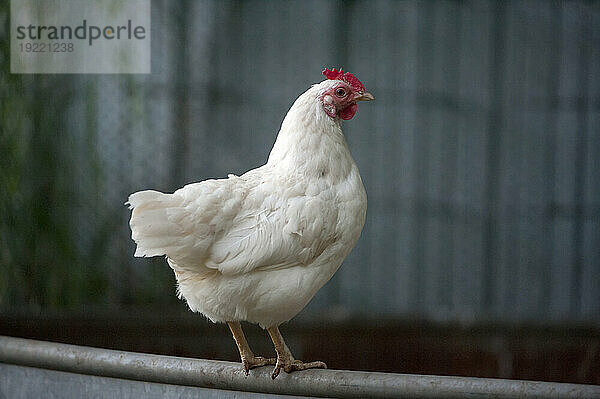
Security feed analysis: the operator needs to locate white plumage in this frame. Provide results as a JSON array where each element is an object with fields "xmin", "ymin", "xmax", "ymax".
[{"xmin": 127, "ymin": 72, "xmax": 372, "ymax": 377}]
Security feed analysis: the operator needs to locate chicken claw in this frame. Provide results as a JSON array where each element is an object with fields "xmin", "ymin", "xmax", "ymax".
[
  {"xmin": 267, "ymin": 325, "xmax": 327, "ymax": 379},
  {"xmin": 271, "ymin": 358, "xmax": 327, "ymax": 379},
  {"xmin": 228, "ymin": 321, "xmax": 276, "ymax": 375},
  {"xmin": 241, "ymin": 355, "xmax": 277, "ymax": 375}
]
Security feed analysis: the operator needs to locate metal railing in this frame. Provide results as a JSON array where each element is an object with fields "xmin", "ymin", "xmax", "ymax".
[{"xmin": 0, "ymin": 336, "xmax": 598, "ymax": 398}]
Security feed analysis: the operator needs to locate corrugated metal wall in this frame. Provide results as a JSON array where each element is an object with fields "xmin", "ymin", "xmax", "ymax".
[{"xmin": 16, "ymin": 1, "xmax": 600, "ymax": 323}]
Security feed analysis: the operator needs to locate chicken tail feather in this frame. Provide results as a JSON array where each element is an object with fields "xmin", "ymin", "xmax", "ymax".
[{"xmin": 127, "ymin": 190, "xmax": 187, "ymax": 258}]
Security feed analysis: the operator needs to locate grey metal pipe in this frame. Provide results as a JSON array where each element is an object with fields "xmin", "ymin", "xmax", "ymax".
[{"xmin": 0, "ymin": 335, "xmax": 598, "ymax": 398}]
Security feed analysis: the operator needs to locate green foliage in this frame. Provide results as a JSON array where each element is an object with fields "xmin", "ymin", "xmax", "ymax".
[
  {"xmin": 0, "ymin": 2, "xmax": 109, "ymax": 308},
  {"xmin": 0, "ymin": 22, "xmax": 176, "ymax": 310},
  {"xmin": 0, "ymin": 69, "xmax": 89, "ymax": 309}
]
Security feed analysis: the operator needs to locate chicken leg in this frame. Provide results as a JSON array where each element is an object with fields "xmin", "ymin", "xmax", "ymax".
[
  {"xmin": 266, "ymin": 325, "xmax": 327, "ymax": 379},
  {"xmin": 227, "ymin": 321, "xmax": 276, "ymax": 375}
]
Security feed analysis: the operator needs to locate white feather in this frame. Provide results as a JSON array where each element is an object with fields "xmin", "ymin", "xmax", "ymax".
[{"xmin": 127, "ymin": 80, "xmax": 367, "ymax": 328}]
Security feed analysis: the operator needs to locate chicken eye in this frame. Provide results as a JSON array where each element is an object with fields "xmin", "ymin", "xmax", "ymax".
[{"xmin": 335, "ymin": 88, "xmax": 347, "ymax": 98}]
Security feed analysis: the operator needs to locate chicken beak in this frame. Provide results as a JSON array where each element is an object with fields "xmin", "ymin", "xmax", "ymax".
[{"xmin": 354, "ymin": 92, "xmax": 374, "ymax": 102}]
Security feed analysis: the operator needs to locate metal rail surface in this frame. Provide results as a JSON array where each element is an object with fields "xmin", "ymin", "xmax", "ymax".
[{"xmin": 0, "ymin": 336, "xmax": 598, "ymax": 398}]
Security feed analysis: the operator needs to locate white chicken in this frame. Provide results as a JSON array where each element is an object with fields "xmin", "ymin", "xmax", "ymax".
[{"xmin": 127, "ymin": 68, "xmax": 373, "ymax": 378}]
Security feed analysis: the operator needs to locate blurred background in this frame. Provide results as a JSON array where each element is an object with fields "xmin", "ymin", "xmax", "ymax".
[{"xmin": 1, "ymin": 0, "xmax": 599, "ymax": 384}]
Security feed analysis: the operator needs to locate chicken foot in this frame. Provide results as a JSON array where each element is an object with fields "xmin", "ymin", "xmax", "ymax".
[
  {"xmin": 227, "ymin": 321, "xmax": 276, "ymax": 375},
  {"xmin": 266, "ymin": 325, "xmax": 327, "ymax": 379}
]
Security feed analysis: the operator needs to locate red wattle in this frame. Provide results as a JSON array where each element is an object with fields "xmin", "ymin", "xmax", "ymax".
[{"xmin": 339, "ymin": 103, "xmax": 357, "ymax": 120}]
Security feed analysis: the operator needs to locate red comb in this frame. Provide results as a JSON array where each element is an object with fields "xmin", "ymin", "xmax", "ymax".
[{"xmin": 323, "ymin": 67, "xmax": 365, "ymax": 93}]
